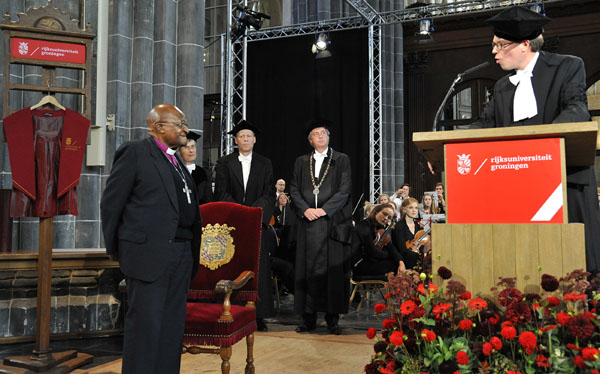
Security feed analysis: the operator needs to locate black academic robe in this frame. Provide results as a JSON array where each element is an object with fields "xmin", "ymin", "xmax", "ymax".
[
  {"xmin": 189, "ymin": 165, "xmax": 213, "ymax": 205},
  {"xmin": 475, "ymin": 51, "xmax": 600, "ymax": 271},
  {"xmin": 214, "ymin": 151, "xmax": 276, "ymax": 318},
  {"xmin": 290, "ymin": 148, "xmax": 353, "ymax": 315}
]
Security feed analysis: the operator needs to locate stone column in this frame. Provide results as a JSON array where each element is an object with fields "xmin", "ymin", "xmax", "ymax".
[
  {"xmin": 152, "ymin": 0, "xmax": 177, "ymax": 107},
  {"xmin": 176, "ymin": 0, "xmax": 205, "ymax": 162}
]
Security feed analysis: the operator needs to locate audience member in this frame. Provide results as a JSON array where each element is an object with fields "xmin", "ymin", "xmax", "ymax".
[
  {"xmin": 419, "ymin": 193, "xmax": 439, "ymax": 218},
  {"xmin": 377, "ymin": 194, "xmax": 390, "ymax": 204},
  {"xmin": 435, "ymin": 182, "xmax": 446, "ymax": 214},
  {"xmin": 276, "ymin": 179, "xmax": 286, "ymax": 198}
]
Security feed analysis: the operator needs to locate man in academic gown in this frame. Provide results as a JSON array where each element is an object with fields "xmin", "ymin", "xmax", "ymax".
[
  {"xmin": 290, "ymin": 120, "xmax": 353, "ymax": 335},
  {"xmin": 214, "ymin": 120, "xmax": 275, "ymax": 331},
  {"xmin": 475, "ymin": 6, "xmax": 600, "ymax": 271},
  {"xmin": 179, "ymin": 131, "xmax": 213, "ymax": 204},
  {"xmin": 101, "ymin": 104, "xmax": 202, "ymax": 374}
]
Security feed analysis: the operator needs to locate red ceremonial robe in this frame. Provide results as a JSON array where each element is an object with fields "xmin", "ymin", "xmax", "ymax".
[{"xmin": 3, "ymin": 107, "xmax": 89, "ymax": 217}]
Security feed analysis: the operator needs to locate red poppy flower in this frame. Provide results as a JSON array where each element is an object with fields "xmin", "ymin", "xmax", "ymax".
[
  {"xmin": 459, "ymin": 291, "xmax": 472, "ymax": 300},
  {"xmin": 592, "ymin": 370, "xmax": 600, "ymax": 374},
  {"xmin": 389, "ymin": 330, "xmax": 404, "ymax": 346},
  {"xmin": 400, "ymin": 300, "xmax": 417, "ymax": 315},
  {"xmin": 566, "ymin": 314, "xmax": 595, "ymax": 340},
  {"xmin": 501, "ymin": 325, "xmax": 517, "ymax": 340},
  {"xmin": 382, "ymin": 318, "xmax": 396, "ymax": 329},
  {"xmin": 468, "ymin": 298, "xmax": 488, "ymax": 311},
  {"xmin": 574, "ymin": 355, "xmax": 586, "ymax": 369},
  {"xmin": 489, "ymin": 314, "xmax": 500, "ymax": 324},
  {"xmin": 482, "ymin": 342, "xmax": 493, "ymax": 356},
  {"xmin": 456, "ymin": 350, "xmax": 469, "ymax": 365},
  {"xmin": 501, "ymin": 321, "xmax": 514, "ymax": 328},
  {"xmin": 506, "ymin": 372, "xmax": 522, "ymax": 374},
  {"xmin": 556, "ymin": 312, "xmax": 571, "ymax": 325},
  {"xmin": 546, "ymin": 296, "xmax": 560, "ymax": 306},
  {"xmin": 535, "ymin": 354, "xmax": 550, "ymax": 368},
  {"xmin": 539, "ymin": 324, "xmax": 557, "ymax": 332},
  {"xmin": 384, "ymin": 292, "xmax": 392, "ymax": 299},
  {"xmin": 432, "ymin": 303, "xmax": 451, "ymax": 319},
  {"xmin": 567, "ymin": 343, "xmax": 581, "ymax": 351},
  {"xmin": 582, "ymin": 347, "xmax": 600, "ymax": 361},
  {"xmin": 417, "ymin": 282, "xmax": 438, "ymax": 295},
  {"xmin": 458, "ymin": 319, "xmax": 473, "ymax": 331},
  {"xmin": 366, "ymin": 327, "xmax": 376, "ymax": 339},
  {"xmin": 564, "ymin": 293, "xmax": 586, "ymax": 301},
  {"xmin": 374, "ymin": 303, "xmax": 386, "ymax": 314},
  {"xmin": 518, "ymin": 331, "xmax": 537, "ymax": 355},
  {"xmin": 421, "ymin": 329, "xmax": 436, "ymax": 342},
  {"xmin": 490, "ymin": 336, "xmax": 502, "ymax": 350}
]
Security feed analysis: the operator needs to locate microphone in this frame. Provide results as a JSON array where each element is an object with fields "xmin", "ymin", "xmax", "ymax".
[
  {"xmin": 432, "ymin": 61, "xmax": 490, "ymax": 132},
  {"xmin": 459, "ymin": 61, "xmax": 489, "ymax": 79}
]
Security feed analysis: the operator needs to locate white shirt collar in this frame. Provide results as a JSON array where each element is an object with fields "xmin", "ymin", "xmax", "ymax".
[
  {"xmin": 509, "ymin": 52, "xmax": 539, "ymax": 85},
  {"xmin": 238, "ymin": 152, "xmax": 252, "ymax": 162},
  {"xmin": 166, "ymin": 148, "xmax": 177, "ymax": 156},
  {"xmin": 314, "ymin": 148, "xmax": 329, "ymax": 158}
]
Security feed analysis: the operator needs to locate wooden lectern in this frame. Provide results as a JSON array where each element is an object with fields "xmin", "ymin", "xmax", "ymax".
[{"xmin": 413, "ymin": 122, "xmax": 598, "ymax": 298}]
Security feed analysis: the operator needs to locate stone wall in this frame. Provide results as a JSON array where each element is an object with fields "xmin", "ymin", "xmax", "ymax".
[{"xmin": 0, "ymin": 268, "xmax": 123, "ymax": 338}]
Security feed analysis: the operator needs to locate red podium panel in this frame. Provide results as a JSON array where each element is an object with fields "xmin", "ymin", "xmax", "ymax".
[{"xmin": 445, "ymin": 138, "xmax": 564, "ymax": 224}]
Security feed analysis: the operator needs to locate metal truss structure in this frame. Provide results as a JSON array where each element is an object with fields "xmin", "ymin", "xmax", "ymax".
[{"xmin": 222, "ymin": 0, "xmax": 562, "ymax": 197}]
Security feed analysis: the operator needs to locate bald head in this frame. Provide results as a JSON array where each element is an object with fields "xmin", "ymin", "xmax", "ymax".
[
  {"xmin": 275, "ymin": 179, "xmax": 286, "ymax": 193},
  {"xmin": 147, "ymin": 104, "xmax": 188, "ymax": 148}
]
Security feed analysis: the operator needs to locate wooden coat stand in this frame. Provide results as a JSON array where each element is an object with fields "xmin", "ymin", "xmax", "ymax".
[{"xmin": 0, "ymin": 2, "xmax": 94, "ymax": 372}]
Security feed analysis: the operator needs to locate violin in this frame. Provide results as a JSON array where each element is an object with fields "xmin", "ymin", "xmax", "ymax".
[
  {"xmin": 374, "ymin": 220, "xmax": 396, "ymax": 251},
  {"xmin": 406, "ymin": 226, "xmax": 432, "ymax": 254}
]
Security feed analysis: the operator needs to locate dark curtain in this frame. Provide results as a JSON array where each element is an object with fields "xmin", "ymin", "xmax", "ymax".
[{"xmin": 246, "ymin": 29, "xmax": 370, "ymax": 211}]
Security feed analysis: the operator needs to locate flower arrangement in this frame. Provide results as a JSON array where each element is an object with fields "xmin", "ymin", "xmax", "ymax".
[{"xmin": 364, "ymin": 266, "xmax": 600, "ymax": 374}]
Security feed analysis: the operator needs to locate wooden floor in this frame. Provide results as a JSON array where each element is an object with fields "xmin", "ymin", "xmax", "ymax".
[{"xmin": 73, "ymin": 324, "xmax": 373, "ymax": 373}]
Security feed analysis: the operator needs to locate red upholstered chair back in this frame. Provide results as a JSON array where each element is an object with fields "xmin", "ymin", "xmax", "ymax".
[{"xmin": 188, "ymin": 202, "xmax": 262, "ymax": 302}]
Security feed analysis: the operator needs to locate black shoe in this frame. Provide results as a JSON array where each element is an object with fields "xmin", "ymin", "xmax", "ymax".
[
  {"xmin": 295, "ymin": 323, "xmax": 316, "ymax": 333},
  {"xmin": 256, "ymin": 319, "xmax": 268, "ymax": 331},
  {"xmin": 327, "ymin": 324, "xmax": 342, "ymax": 335}
]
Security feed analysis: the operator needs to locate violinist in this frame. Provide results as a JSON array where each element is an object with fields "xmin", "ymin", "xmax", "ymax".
[
  {"xmin": 391, "ymin": 198, "xmax": 425, "ymax": 269},
  {"xmin": 351, "ymin": 204, "xmax": 407, "ymax": 278}
]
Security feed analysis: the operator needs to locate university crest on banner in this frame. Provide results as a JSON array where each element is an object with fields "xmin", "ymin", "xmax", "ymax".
[
  {"xmin": 199, "ymin": 224, "xmax": 236, "ymax": 270},
  {"xmin": 457, "ymin": 154, "xmax": 471, "ymax": 175}
]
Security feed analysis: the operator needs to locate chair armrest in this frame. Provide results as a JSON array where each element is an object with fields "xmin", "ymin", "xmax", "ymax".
[
  {"xmin": 215, "ymin": 270, "xmax": 255, "ymax": 294},
  {"xmin": 214, "ymin": 270, "xmax": 255, "ymax": 323}
]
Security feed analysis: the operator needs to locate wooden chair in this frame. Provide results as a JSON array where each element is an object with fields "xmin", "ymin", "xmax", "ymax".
[
  {"xmin": 183, "ymin": 202, "xmax": 262, "ymax": 374},
  {"xmin": 349, "ymin": 273, "xmax": 388, "ymax": 312}
]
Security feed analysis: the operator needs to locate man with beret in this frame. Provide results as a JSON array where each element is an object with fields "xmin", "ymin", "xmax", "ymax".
[
  {"xmin": 477, "ymin": 6, "xmax": 600, "ymax": 271},
  {"xmin": 290, "ymin": 120, "xmax": 353, "ymax": 335},
  {"xmin": 101, "ymin": 104, "xmax": 202, "ymax": 373},
  {"xmin": 214, "ymin": 120, "xmax": 275, "ymax": 331},
  {"xmin": 179, "ymin": 131, "xmax": 213, "ymax": 205}
]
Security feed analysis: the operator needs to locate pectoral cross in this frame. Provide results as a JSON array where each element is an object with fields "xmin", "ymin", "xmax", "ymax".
[{"xmin": 183, "ymin": 184, "xmax": 192, "ymax": 204}]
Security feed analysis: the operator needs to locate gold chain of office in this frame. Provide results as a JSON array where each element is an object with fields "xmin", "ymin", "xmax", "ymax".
[{"xmin": 309, "ymin": 151, "xmax": 333, "ymax": 195}]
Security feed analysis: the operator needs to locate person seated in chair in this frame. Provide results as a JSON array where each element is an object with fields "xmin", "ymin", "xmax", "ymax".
[
  {"xmin": 352, "ymin": 204, "xmax": 407, "ymax": 279},
  {"xmin": 392, "ymin": 198, "xmax": 428, "ymax": 270}
]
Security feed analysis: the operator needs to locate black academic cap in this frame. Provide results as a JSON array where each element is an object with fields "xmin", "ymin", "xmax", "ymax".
[
  {"xmin": 305, "ymin": 119, "xmax": 333, "ymax": 137},
  {"xmin": 227, "ymin": 120, "xmax": 261, "ymax": 136},
  {"xmin": 486, "ymin": 6, "xmax": 551, "ymax": 42},
  {"xmin": 186, "ymin": 131, "xmax": 201, "ymax": 141}
]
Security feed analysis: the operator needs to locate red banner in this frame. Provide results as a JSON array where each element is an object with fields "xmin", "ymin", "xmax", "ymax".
[
  {"xmin": 445, "ymin": 138, "xmax": 563, "ymax": 224},
  {"xmin": 11, "ymin": 38, "xmax": 86, "ymax": 64}
]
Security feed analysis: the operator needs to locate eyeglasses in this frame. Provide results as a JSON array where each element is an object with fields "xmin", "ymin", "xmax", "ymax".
[
  {"xmin": 158, "ymin": 121, "xmax": 188, "ymax": 128},
  {"xmin": 491, "ymin": 42, "xmax": 514, "ymax": 51}
]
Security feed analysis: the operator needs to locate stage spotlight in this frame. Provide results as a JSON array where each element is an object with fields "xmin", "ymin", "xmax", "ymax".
[
  {"xmin": 311, "ymin": 33, "xmax": 332, "ymax": 59},
  {"xmin": 231, "ymin": 5, "xmax": 271, "ymax": 42},
  {"xmin": 415, "ymin": 18, "xmax": 435, "ymax": 43}
]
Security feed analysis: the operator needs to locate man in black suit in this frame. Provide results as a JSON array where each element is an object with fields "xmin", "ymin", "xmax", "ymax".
[
  {"xmin": 101, "ymin": 104, "xmax": 202, "ymax": 374},
  {"xmin": 214, "ymin": 120, "xmax": 275, "ymax": 330},
  {"xmin": 477, "ymin": 6, "xmax": 600, "ymax": 271}
]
